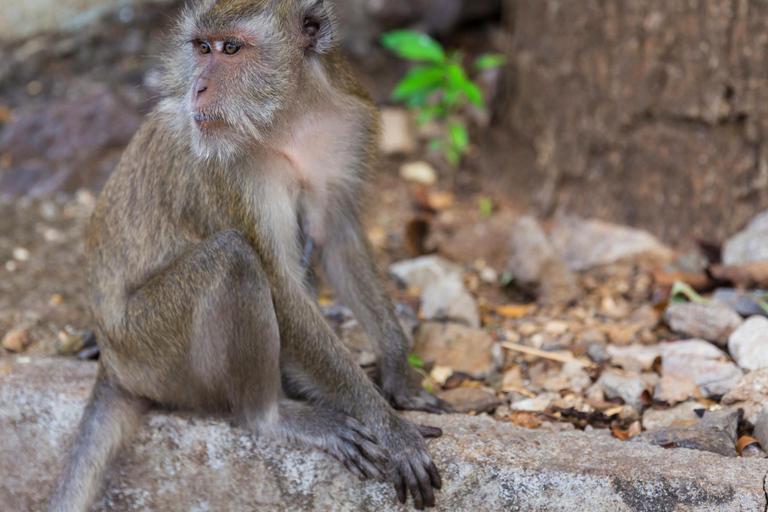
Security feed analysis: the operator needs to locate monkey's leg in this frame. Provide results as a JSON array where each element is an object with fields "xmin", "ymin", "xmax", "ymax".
[
  {"xmin": 117, "ymin": 230, "xmax": 386, "ymax": 480},
  {"xmin": 252, "ymin": 248, "xmax": 441, "ymax": 508},
  {"xmin": 320, "ymin": 211, "xmax": 451, "ymax": 413},
  {"xmin": 47, "ymin": 367, "xmax": 149, "ymax": 512}
]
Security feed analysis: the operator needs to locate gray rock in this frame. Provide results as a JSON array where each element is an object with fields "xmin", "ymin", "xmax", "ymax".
[
  {"xmin": 629, "ymin": 427, "xmax": 737, "ymax": 457},
  {"xmin": 597, "ymin": 370, "xmax": 647, "ymax": 410},
  {"xmin": 633, "ymin": 409, "xmax": 741, "ymax": 457},
  {"xmin": 607, "ymin": 344, "xmax": 663, "ymax": 372},
  {"xmin": 5, "ymin": 357, "xmax": 768, "ymax": 511},
  {"xmin": 728, "ymin": 316, "xmax": 768, "ymax": 371},
  {"xmin": 414, "ymin": 323, "xmax": 494, "ymax": 378},
  {"xmin": 438, "ymin": 388, "xmax": 502, "ymax": 414},
  {"xmin": 699, "ymin": 409, "xmax": 741, "ymax": 443},
  {"xmin": 388, "ymin": 255, "xmax": 463, "ymax": 290},
  {"xmin": 507, "ymin": 216, "xmax": 579, "ymax": 305},
  {"xmin": 653, "ymin": 374, "xmax": 701, "ymax": 404},
  {"xmin": 721, "ymin": 369, "xmax": 768, "ymax": 424},
  {"xmin": 420, "ymin": 273, "xmax": 480, "ymax": 328},
  {"xmin": 548, "ymin": 216, "xmax": 674, "ymax": 271},
  {"xmin": 664, "ymin": 302, "xmax": 743, "ymax": 347},
  {"xmin": 713, "ymin": 288, "xmax": 768, "ymax": 318},
  {"xmin": 723, "ymin": 212, "xmax": 768, "ymax": 265},
  {"xmin": 642, "ymin": 402, "xmax": 703, "ymax": 431},
  {"xmin": 752, "ymin": 406, "xmax": 768, "ymax": 454},
  {"xmin": 661, "ymin": 340, "xmax": 744, "ymax": 397}
]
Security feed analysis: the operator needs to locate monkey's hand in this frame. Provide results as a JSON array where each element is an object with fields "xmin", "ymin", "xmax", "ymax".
[
  {"xmin": 380, "ymin": 416, "xmax": 442, "ymax": 510},
  {"xmin": 383, "ymin": 367, "xmax": 454, "ymax": 414}
]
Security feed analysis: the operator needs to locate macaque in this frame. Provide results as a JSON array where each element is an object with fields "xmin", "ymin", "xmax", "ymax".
[{"xmin": 47, "ymin": 0, "xmax": 448, "ymax": 511}]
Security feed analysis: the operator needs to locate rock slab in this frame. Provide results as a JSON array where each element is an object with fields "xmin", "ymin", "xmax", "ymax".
[{"xmin": 3, "ymin": 357, "xmax": 768, "ymax": 512}]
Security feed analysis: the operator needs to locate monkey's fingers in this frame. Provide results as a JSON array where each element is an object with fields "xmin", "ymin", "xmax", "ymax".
[
  {"xmin": 410, "ymin": 458, "xmax": 435, "ymax": 508},
  {"xmin": 415, "ymin": 424, "xmax": 443, "ymax": 439}
]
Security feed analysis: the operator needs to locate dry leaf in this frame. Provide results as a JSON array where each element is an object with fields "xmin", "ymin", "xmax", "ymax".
[
  {"xmin": 736, "ymin": 436, "xmax": 760, "ymax": 456},
  {"xmin": 507, "ymin": 411, "xmax": 543, "ymax": 429},
  {"xmin": 496, "ymin": 304, "xmax": 537, "ymax": 319},
  {"xmin": 611, "ymin": 426, "xmax": 631, "ymax": 441}
]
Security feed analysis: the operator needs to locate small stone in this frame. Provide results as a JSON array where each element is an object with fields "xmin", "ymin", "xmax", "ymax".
[
  {"xmin": 12, "ymin": 247, "xmax": 30, "ymax": 261},
  {"xmin": 508, "ymin": 216, "xmax": 580, "ymax": 305},
  {"xmin": 379, "ymin": 108, "xmax": 415, "ymax": 155},
  {"xmin": 399, "ymin": 161, "xmax": 437, "ymax": 186},
  {"xmin": 713, "ymin": 288, "xmax": 768, "ymax": 318},
  {"xmin": 55, "ymin": 330, "xmax": 96, "ymax": 357},
  {"xmin": 728, "ymin": 316, "xmax": 768, "ymax": 371},
  {"xmin": 479, "ymin": 267, "xmax": 498, "ymax": 284},
  {"xmin": 752, "ymin": 406, "xmax": 768, "ymax": 453},
  {"xmin": 699, "ymin": 409, "xmax": 741, "ymax": 442},
  {"xmin": 580, "ymin": 329, "xmax": 607, "ymax": 345},
  {"xmin": 501, "ymin": 366, "xmax": 524, "ymax": 392},
  {"xmin": 721, "ymin": 369, "xmax": 768, "ymax": 424},
  {"xmin": 723, "ymin": 211, "xmax": 768, "ymax": 265},
  {"xmin": 628, "ymin": 305, "xmax": 661, "ymax": 330},
  {"xmin": 629, "ymin": 426, "xmax": 737, "ymax": 457},
  {"xmin": 429, "ymin": 365, "xmax": 453, "ymax": 386},
  {"xmin": 654, "ymin": 374, "xmax": 701, "ymax": 404},
  {"xmin": 664, "ymin": 302, "xmax": 743, "ymax": 347},
  {"xmin": 607, "ymin": 344, "xmax": 663, "ymax": 372},
  {"xmin": 586, "ymin": 342, "xmax": 609, "ymax": 364},
  {"xmin": 549, "ymin": 216, "xmax": 674, "ymax": 271},
  {"xmin": 642, "ymin": 402, "xmax": 703, "ymax": 431},
  {"xmin": 544, "ymin": 320, "xmax": 570, "ymax": 336},
  {"xmin": 510, "ymin": 392, "xmax": 559, "ymax": 412},
  {"xmin": 598, "ymin": 370, "xmax": 647, "ymax": 410},
  {"xmin": 661, "ymin": 340, "xmax": 743, "ymax": 397},
  {"xmin": 388, "ymin": 255, "xmax": 463, "ymax": 290},
  {"xmin": 439, "ymin": 387, "xmax": 502, "ymax": 414},
  {"xmin": 414, "ymin": 323, "xmax": 493, "ymax": 378},
  {"xmin": 2, "ymin": 329, "xmax": 31, "ymax": 353},
  {"xmin": 420, "ymin": 273, "xmax": 480, "ymax": 328}
]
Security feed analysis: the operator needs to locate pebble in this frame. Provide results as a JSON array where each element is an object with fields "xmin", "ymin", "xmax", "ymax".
[
  {"xmin": 642, "ymin": 401, "xmax": 703, "ymax": 431},
  {"xmin": 661, "ymin": 339, "xmax": 743, "ymax": 397},
  {"xmin": 721, "ymin": 369, "xmax": 768, "ymax": 424},
  {"xmin": 727, "ymin": 316, "xmax": 768, "ymax": 371},
  {"xmin": 598, "ymin": 370, "xmax": 646, "ymax": 410},
  {"xmin": 664, "ymin": 302, "xmax": 743, "ymax": 347},
  {"xmin": 379, "ymin": 108, "xmax": 415, "ymax": 155},
  {"xmin": 399, "ymin": 161, "xmax": 438, "ymax": 186},
  {"xmin": 439, "ymin": 387, "xmax": 502, "ymax": 414},
  {"xmin": 388, "ymin": 255, "xmax": 463, "ymax": 290},
  {"xmin": 420, "ymin": 273, "xmax": 480, "ymax": 328},
  {"xmin": 653, "ymin": 374, "xmax": 701, "ymax": 404},
  {"xmin": 414, "ymin": 323, "xmax": 494, "ymax": 378},
  {"xmin": 2, "ymin": 329, "xmax": 31, "ymax": 353}
]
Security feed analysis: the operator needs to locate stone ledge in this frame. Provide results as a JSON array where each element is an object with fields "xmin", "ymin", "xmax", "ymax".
[{"xmin": 2, "ymin": 356, "xmax": 767, "ymax": 511}]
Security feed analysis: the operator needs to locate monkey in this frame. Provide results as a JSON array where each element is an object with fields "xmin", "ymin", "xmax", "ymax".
[{"xmin": 47, "ymin": 1, "xmax": 448, "ymax": 511}]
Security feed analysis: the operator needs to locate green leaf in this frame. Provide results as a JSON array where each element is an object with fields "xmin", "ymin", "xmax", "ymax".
[
  {"xmin": 445, "ymin": 145, "xmax": 461, "ymax": 167},
  {"xmin": 478, "ymin": 197, "xmax": 494, "ymax": 218},
  {"xmin": 475, "ymin": 53, "xmax": 507, "ymax": 70},
  {"xmin": 381, "ymin": 30, "xmax": 446, "ymax": 63},
  {"xmin": 392, "ymin": 66, "xmax": 444, "ymax": 102},
  {"xmin": 461, "ymin": 80, "xmax": 484, "ymax": 108},
  {"xmin": 416, "ymin": 106, "xmax": 444, "ymax": 125},
  {"xmin": 408, "ymin": 353, "xmax": 425, "ymax": 368},
  {"xmin": 448, "ymin": 121, "xmax": 469, "ymax": 152},
  {"xmin": 670, "ymin": 281, "xmax": 711, "ymax": 305}
]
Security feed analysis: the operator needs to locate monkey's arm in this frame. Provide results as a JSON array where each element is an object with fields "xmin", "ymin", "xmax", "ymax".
[{"xmin": 320, "ymin": 208, "xmax": 452, "ymax": 414}]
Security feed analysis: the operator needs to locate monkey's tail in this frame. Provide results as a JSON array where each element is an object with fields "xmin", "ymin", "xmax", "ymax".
[{"xmin": 47, "ymin": 365, "xmax": 148, "ymax": 512}]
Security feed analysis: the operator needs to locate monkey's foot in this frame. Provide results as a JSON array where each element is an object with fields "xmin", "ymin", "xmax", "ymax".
[
  {"xmin": 275, "ymin": 403, "xmax": 389, "ymax": 482},
  {"xmin": 324, "ymin": 415, "xmax": 390, "ymax": 482},
  {"xmin": 384, "ymin": 379, "xmax": 454, "ymax": 414},
  {"xmin": 380, "ymin": 416, "xmax": 442, "ymax": 510}
]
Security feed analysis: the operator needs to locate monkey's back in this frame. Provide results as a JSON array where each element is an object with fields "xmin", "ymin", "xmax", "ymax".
[{"xmin": 86, "ymin": 112, "xmax": 208, "ymax": 337}]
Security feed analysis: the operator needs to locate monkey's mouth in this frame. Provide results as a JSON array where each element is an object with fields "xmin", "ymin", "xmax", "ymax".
[{"xmin": 193, "ymin": 112, "xmax": 223, "ymax": 129}]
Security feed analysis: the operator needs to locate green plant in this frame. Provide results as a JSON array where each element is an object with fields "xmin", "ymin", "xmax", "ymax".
[{"xmin": 380, "ymin": 30, "xmax": 506, "ymax": 167}]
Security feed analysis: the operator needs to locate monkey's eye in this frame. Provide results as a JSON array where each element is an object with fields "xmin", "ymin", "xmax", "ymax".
[
  {"xmin": 224, "ymin": 42, "xmax": 241, "ymax": 55},
  {"xmin": 199, "ymin": 42, "xmax": 212, "ymax": 55}
]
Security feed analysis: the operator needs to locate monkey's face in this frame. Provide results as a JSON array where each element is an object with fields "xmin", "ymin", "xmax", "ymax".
[{"xmin": 162, "ymin": 0, "xmax": 336, "ymax": 161}]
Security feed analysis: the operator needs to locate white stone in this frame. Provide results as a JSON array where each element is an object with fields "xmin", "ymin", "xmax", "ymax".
[{"xmin": 728, "ymin": 316, "xmax": 768, "ymax": 371}]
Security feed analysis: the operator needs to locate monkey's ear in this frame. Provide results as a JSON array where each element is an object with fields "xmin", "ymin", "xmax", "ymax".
[{"xmin": 302, "ymin": 0, "xmax": 333, "ymax": 53}]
